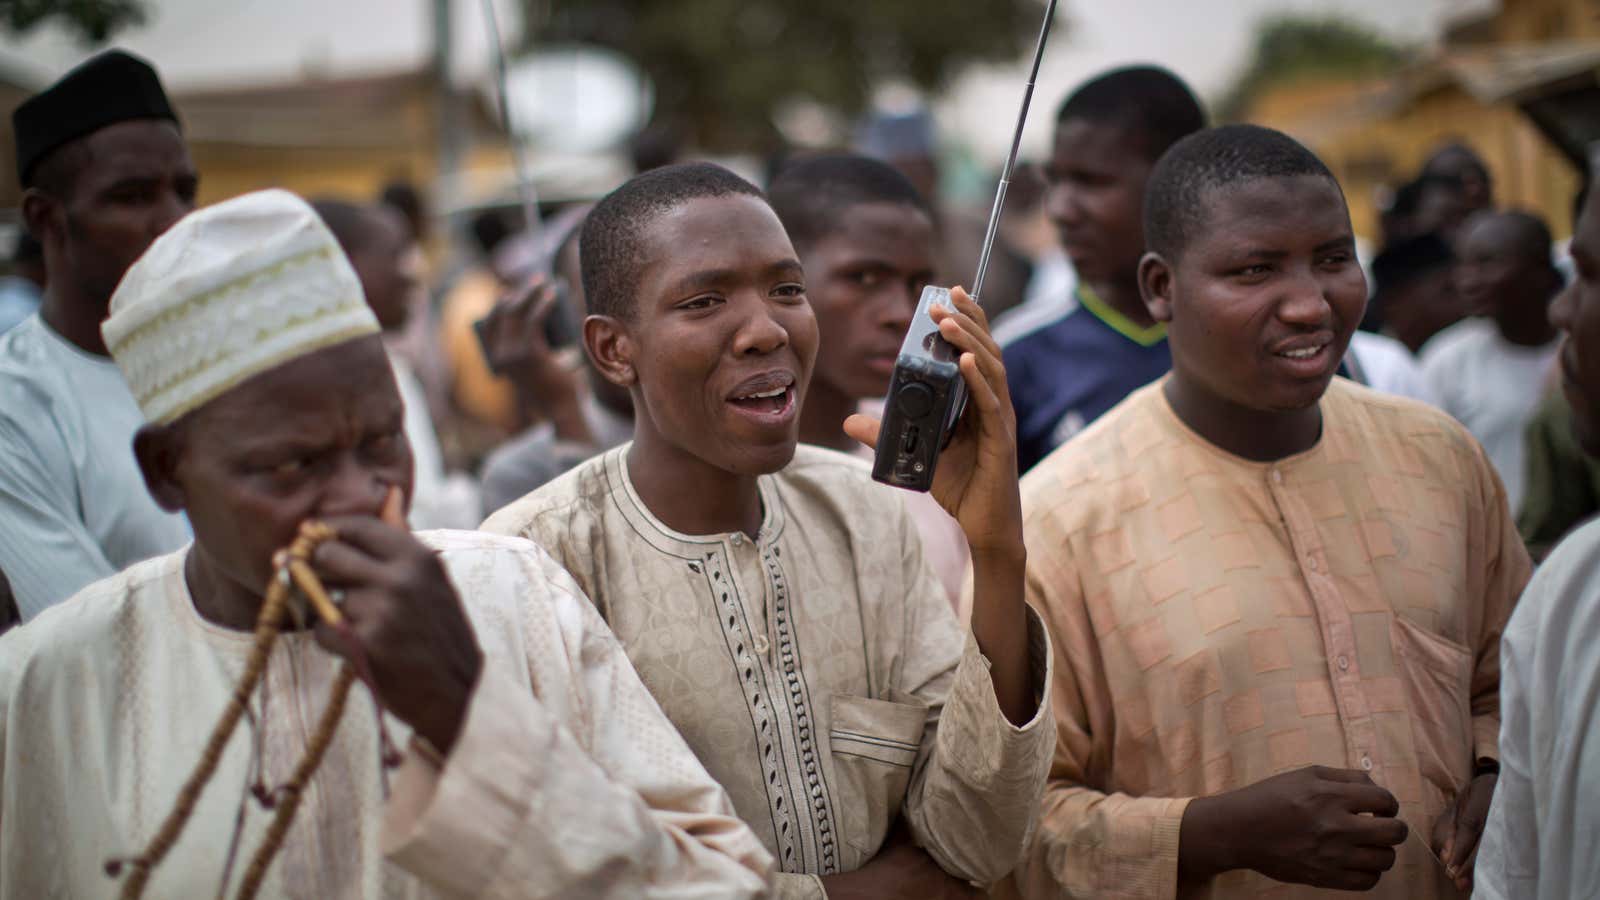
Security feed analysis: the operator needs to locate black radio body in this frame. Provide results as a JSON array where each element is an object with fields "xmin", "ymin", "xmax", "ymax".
[{"xmin": 870, "ymin": 286, "xmax": 968, "ymax": 492}]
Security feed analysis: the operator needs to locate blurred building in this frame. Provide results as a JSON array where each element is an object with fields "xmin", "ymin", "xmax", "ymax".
[
  {"xmin": 0, "ymin": 0, "xmax": 571, "ymax": 229},
  {"xmin": 175, "ymin": 68, "xmax": 513, "ymax": 207},
  {"xmin": 1244, "ymin": 0, "xmax": 1598, "ymax": 240}
]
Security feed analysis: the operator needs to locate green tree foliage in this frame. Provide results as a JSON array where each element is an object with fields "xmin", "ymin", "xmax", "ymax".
[
  {"xmin": 1219, "ymin": 15, "xmax": 1412, "ymax": 121},
  {"xmin": 532, "ymin": 0, "xmax": 1051, "ymax": 152},
  {"xmin": 0, "ymin": 0, "xmax": 146, "ymax": 43}
]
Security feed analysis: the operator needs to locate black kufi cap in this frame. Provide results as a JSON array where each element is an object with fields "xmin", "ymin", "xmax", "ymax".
[{"xmin": 12, "ymin": 49, "xmax": 178, "ymax": 187}]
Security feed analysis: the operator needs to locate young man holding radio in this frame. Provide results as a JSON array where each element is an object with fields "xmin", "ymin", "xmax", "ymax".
[{"xmin": 484, "ymin": 161, "xmax": 1053, "ymax": 898}]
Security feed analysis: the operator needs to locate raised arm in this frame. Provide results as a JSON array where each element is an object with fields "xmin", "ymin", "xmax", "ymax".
[{"xmin": 846, "ymin": 288, "xmax": 1055, "ymax": 886}]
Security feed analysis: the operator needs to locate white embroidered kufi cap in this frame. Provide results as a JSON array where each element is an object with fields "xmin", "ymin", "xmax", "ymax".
[{"xmin": 104, "ymin": 189, "xmax": 379, "ymax": 425}]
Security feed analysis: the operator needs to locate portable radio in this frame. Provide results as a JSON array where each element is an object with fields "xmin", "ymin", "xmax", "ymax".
[
  {"xmin": 870, "ymin": 0, "xmax": 1058, "ymax": 491},
  {"xmin": 871, "ymin": 286, "xmax": 969, "ymax": 489}
]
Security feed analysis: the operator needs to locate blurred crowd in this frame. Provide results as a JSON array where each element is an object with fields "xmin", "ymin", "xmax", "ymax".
[
  {"xmin": 0, "ymin": 57, "xmax": 1583, "ymax": 570},
  {"xmin": 0, "ymin": 38, "xmax": 1596, "ymax": 900}
]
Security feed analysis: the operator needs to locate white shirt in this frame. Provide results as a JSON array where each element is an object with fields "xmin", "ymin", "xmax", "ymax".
[
  {"xmin": 1345, "ymin": 330, "xmax": 1437, "ymax": 406},
  {"xmin": 1475, "ymin": 518, "xmax": 1600, "ymax": 900},
  {"xmin": 389, "ymin": 351, "xmax": 480, "ymax": 530},
  {"xmin": 1419, "ymin": 318, "xmax": 1558, "ymax": 512},
  {"xmin": 990, "ymin": 252, "xmax": 1078, "ymax": 347},
  {"xmin": 0, "ymin": 314, "xmax": 189, "ymax": 620},
  {"xmin": 0, "ymin": 530, "xmax": 772, "ymax": 898}
]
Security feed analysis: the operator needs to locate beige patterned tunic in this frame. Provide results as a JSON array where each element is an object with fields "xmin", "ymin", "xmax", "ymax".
[
  {"xmin": 0, "ymin": 530, "xmax": 773, "ymax": 899},
  {"xmin": 1015, "ymin": 378, "xmax": 1531, "ymax": 899},
  {"xmin": 484, "ymin": 444, "xmax": 1055, "ymax": 897}
]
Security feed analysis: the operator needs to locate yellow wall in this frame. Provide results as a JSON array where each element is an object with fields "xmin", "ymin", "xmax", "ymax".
[
  {"xmin": 1315, "ymin": 85, "xmax": 1581, "ymax": 241},
  {"xmin": 1244, "ymin": 0, "xmax": 1593, "ymax": 242},
  {"xmin": 190, "ymin": 143, "xmax": 431, "ymax": 206},
  {"xmin": 176, "ymin": 76, "xmax": 514, "ymax": 210},
  {"xmin": 190, "ymin": 142, "xmax": 512, "ymax": 207}
]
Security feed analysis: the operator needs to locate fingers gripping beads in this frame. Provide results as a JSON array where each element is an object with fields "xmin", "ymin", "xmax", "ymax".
[{"xmin": 107, "ymin": 521, "xmax": 398, "ymax": 899}]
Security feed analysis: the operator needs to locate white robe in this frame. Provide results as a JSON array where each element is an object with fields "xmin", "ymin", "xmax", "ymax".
[
  {"xmin": 1476, "ymin": 519, "xmax": 1600, "ymax": 900},
  {"xmin": 0, "ymin": 530, "xmax": 772, "ymax": 899},
  {"xmin": 389, "ymin": 352, "xmax": 481, "ymax": 531},
  {"xmin": 1419, "ymin": 318, "xmax": 1559, "ymax": 512}
]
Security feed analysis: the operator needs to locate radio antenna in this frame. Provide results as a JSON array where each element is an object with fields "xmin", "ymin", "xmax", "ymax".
[{"xmin": 971, "ymin": 0, "xmax": 1059, "ymax": 303}]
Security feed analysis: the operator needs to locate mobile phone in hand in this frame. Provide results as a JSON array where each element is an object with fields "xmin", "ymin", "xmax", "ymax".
[{"xmin": 474, "ymin": 279, "xmax": 577, "ymax": 375}]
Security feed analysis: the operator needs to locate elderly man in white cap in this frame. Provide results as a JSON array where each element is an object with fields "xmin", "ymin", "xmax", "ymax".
[{"xmin": 0, "ymin": 189, "xmax": 773, "ymax": 899}]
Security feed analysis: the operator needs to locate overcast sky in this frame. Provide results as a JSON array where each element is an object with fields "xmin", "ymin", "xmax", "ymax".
[
  {"xmin": 0, "ymin": 0, "xmax": 520, "ymax": 87},
  {"xmin": 946, "ymin": 0, "xmax": 1490, "ymax": 164},
  {"xmin": 0, "ymin": 0, "xmax": 1493, "ymax": 163},
  {"xmin": 2, "ymin": 0, "xmax": 1489, "ymax": 86}
]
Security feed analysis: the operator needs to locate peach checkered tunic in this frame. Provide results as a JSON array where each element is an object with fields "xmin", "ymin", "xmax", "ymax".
[{"xmin": 1014, "ymin": 378, "xmax": 1530, "ymax": 899}]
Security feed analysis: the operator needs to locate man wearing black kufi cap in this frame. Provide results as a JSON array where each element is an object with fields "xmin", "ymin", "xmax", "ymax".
[{"xmin": 0, "ymin": 49, "xmax": 195, "ymax": 620}]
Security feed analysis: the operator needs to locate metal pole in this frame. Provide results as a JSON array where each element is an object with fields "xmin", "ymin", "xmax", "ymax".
[
  {"xmin": 971, "ymin": 0, "xmax": 1059, "ymax": 303},
  {"xmin": 433, "ymin": 0, "xmax": 465, "ymax": 219},
  {"xmin": 481, "ymin": 0, "xmax": 542, "ymax": 231}
]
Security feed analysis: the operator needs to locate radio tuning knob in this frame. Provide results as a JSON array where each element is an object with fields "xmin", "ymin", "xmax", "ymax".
[{"xmin": 896, "ymin": 382, "xmax": 935, "ymax": 419}]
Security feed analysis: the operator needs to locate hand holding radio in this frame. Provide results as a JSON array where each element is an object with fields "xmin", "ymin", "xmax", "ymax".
[
  {"xmin": 867, "ymin": 0, "xmax": 1054, "ymax": 502},
  {"xmin": 845, "ymin": 287, "xmax": 1022, "ymax": 556},
  {"xmin": 860, "ymin": 0, "xmax": 1053, "ymax": 730},
  {"xmin": 850, "ymin": 288, "xmax": 1034, "ymax": 726}
]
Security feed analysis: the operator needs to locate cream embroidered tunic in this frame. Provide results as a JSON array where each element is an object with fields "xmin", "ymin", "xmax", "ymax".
[
  {"xmin": 483, "ymin": 444, "xmax": 1055, "ymax": 897},
  {"xmin": 0, "ymin": 530, "xmax": 772, "ymax": 899}
]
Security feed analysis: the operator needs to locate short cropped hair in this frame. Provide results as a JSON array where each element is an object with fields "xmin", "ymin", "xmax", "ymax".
[
  {"xmin": 767, "ymin": 154, "xmax": 932, "ymax": 253},
  {"xmin": 1481, "ymin": 210, "xmax": 1555, "ymax": 266},
  {"xmin": 1386, "ymin": 177, "xmax": 1423, "ymax": 220},
  {"xmin": 1371, "ymin": 231, "xmax": 1454, "ymax": 296},
  {"xmin": 1416, "ymin": 171, "xmax": 1465, "ymax": 200},
  {"xmin": 310, "ymin": 198, "xmax": 384, "ymax": 257},
  {"xmin": 1421, "ymin": 142, "xmax": 1490, "ymax": 182},
  {"xmin": 580, "ymin": 162, "xmax": 765, "ymax": 320},
  {"xmin": 1056, "ymin": 66, "xmax": 1206, "ymax": 163},
  {"xmin": 1143, "ymin": 124, "xmax": 1340, "ymax": 261}
]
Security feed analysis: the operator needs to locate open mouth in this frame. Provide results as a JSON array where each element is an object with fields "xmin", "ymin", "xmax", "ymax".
[
  {"xmin": 1269, "ymin": 335, "xmax": 1336, "ymax": 377},
  {"xmin": 728, "ymin": 385, "xmax": 794, "ymax": 414},
  {"xmin": 1277, "ymin": 344, "xmax": 1327, "ymax": 360},
  {"xmin": 726, "ymin": 370, "xmax": 799, "ymax": 424}
]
